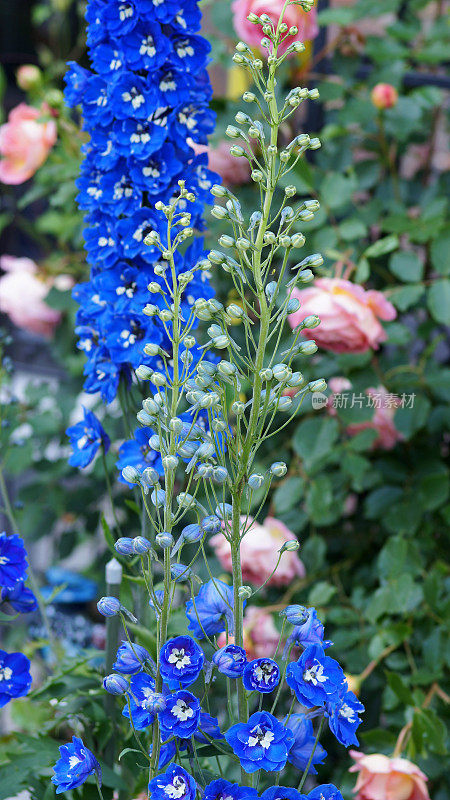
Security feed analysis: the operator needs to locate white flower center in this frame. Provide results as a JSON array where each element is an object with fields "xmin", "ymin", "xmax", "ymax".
[
  {"xmin": 119, "ymin": 4, "xmax": 133, "ymax": 20},
  {"xmin": 339, "ymin": 703, "xmax": 356, "ymax": 721},
  {"xmin": 254, "ymin": 662, "xmax": 275, "ymax": 685},
  {"xmin": 168, "ymin": 648, "xmax": 191, "ymax": 670},
  {"xmin": 303, "ymin": 661, "xmax": 327, "ymax": 686},
  {"xmin": 140, "ymin": 36, "xmax": 156, "ymax": 57},
  {"xmin": 0, "ymin": 556, "xmax": 9, "ymax": 565},
  {"xmin": 176, "ymin": 41, "xmax": 194, "ymax": 59},
  {"xmin": 247, "ymin": 724, "xmax": 274, "ymax": 749},
  {"xmin": 0, "ymin": 667, "xmax": 12, "ymax": 681},
  {"xmin": 164, "ymin": 777, "xmax": 186, "ymax": 799},
  {"xmin": 69, "ymin": 755, "xmax": 82, "ymax": 770},
  {"xmin": 171, "ymin": 698, "xmax": 194, "ymax": 722}
]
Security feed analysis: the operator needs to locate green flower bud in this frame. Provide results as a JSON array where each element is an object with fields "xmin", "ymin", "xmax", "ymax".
[
  {"xmin": 270, "ymin": 461, "xmax": 287, "ymax": 477},
  {"xmin": 151, "ymin": 372, "xmax": 167, "ymax": 387},
  {"xmin": 219, "ymin": 235, "xmax": 235, "ymax": 248},
  {"xmin": 238, "ymin": 585, "xmax": 253, "ymax": 600},
  {"xmin": 213, "ymin": 335, "xmax": 229, "ymax": 349},
  {"xmin": 308, "ymin": 379, "xmax": 327, "ymax": 393},
  {"xmin": 211, "ymin": 184, "xmax": 228, "ymax": 198},
  {"xmin": 259, "ymin": 367, "xmax": 273, "ymax": 381},
  {"xmin": 144, "ymin": 231, "xmax": 160, "ymax": 246},
  {"xmin": 288, "ymin": 372, "xmax": 305, "ymax": 387},
  {"xmin": 298, "ymin": 340, "xmax": 318, "ymax": 356},
  {"xmin": 243, "ymin": 92, "xmax": 256, "ymax": 103},
  {"xmin": 144, "ymin": 343, "xmax": 161, "ymax": 356},
  {"xmin": 211, "ymin": 206, "xmax": 229, "ymax": 220},
  {"xmin": 143, "ymin": 304, "xmax": 158, "ymax": 316},
  {"xmin": 302, "ymin": 315, "xmax": 321, "ymax": 329},
  {"xmin": 309, "ymin": 138, "xmax": 321, "ymax": 149},
  {"xmin": 135, "ymin": 365, "xmax": 153, "ymax": 380},
  {"xmin": 297, "ymin": 269, "xmax": 314, "ymax": 283},
  {"xmin": 278, "ymin": 396, "xmax": 293, "ymax": 411},
  {"xmin": 252, "ymin": 170, "xmax": 264, "ymax": 182},
  {"xmin": 308, "ymin": 88, "xmax": 320, "ymax": 100},
  {"xmin": 280, "ymin": 235, "xmax": 292, "ymax": 248},
  {"xmin": 280, "ymin": 539, "xmax": 300, "ymax": 553},
  {"xmin": 226, "ymin": 125, "xmax": 241, "ymax": 138},
  {"xmin": 163, "ymin": 455, "xmax": 179, "ymax": 471},
  {"xmin": 230, "ymin": 145, "xmax": 246, "ymax": 158},
  {"xmin": 183, "ymin": 336, "xmax": 196, "ymax": 349},
  {"xmin": 231, "ymin": 401, "xmax": 245, "ymax": 415},
  {"xmin": 286, "ymin": 298, "xmax": 300, "ymax": 313},
  {"xmin": 218, "ymin": 360, "xmax": 237, "ymax": 376},
  {"xmin": 169, "ymin": 417, "xmax": 184, "ymax": 434},
  {"xmin": 285, "ymin": 186, "xmax": 296, "ymax": 197},
  {"xmin": 236, "ymin": 237, "xmax": 251, "ymax": 250},
  {"xmin": 291, "ymin": 233, "xmax": 306, "ymax": 247}
]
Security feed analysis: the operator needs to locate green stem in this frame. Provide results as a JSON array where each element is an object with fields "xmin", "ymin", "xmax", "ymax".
[{"xmin": 297, "ymin": 716, "xmax": 325, "ymax": 792}]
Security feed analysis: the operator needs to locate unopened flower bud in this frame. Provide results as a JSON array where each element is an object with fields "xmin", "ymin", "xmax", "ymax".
[
  {"xmin": 302, "ymin": 315, "xmax": 321, "ymax": 329},
  {"xmin": 270, "ymin": 461, "xmax": 287, "ymax": 477},
  {"xmin": 97, "ymin": 596, "xmax": 121, "ymax": 617},
  {"xmin": 280, "ymin": 540, "xmax": 300, "ymax": 553},
  {"xmin": 171, "ymin": 563, "xmax": 191, "ymax": 582},
  {"xmin": 121, "ymin": 466, "xmax": 141, "ymax": 484},
  {"xmin": 280, "ymin": 604, "xmax": 309, "ymax": 625},
  {"xmin": 371, "ymin": 82, "xmax": 398, "ymax": 110},
  {"xmin": 238, "ymin": 585, "xmax": 253, "ymax": 600},
  {"xmin": 17, "ymin": 64, "xmax": 42, "ymax": 91},
  {"xmin": 248, "ymin": 473, "xmax": 264, "ymax": 489},
  {"xmin": 291, "ymin": 233, "xmax": 306, "ymax": 247},
  {"xmin": 115, "ymin": 538, "xmax": 135, "ymax": 556},
  {"xmin": 103, "ymin": 673, "xmax": 129, "ymax": 695},
  {"xmin": 243, "ymin": 92, "xmax": 256, "ymax": 103},
  {"xmin": 308, "ymin": 379, "xmax": 327, "ymax": 393},
  {"xmin": 213, "ymin": 467, "xmax": 228, "ymax": 484},
  {"xmin": 156, "ymin": 532, "xmax": 174, "ymax": 549},
  {"xmin": 133, "ymin": 537, "xmax": 152, "ymax": 555},
  {"xmin": 135, "ymin": 365, "xmax": 154, "ymax": 380},
  {"xmin": 142, "ymin": 467, "xmax": 160, "ymax": 485},
  {"xmin": 162, "ymin": 455, "xmax": 179, "ymax": 471}
]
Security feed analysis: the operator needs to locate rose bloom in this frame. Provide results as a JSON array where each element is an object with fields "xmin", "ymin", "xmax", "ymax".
[
  {"xmin": 371, "ymin": 83, "xmax": 399, "ymax": 110},
  {"xmin": 16, "ymin": 65, "xmax": 42, "ymax": 92},
  {"xmin": 288, "ymin": 277, "xmax": 396, "ymax": 354},
  {"xmin": 0, "ymin": 103, "xmax": 57, "ymax": 184},
  {"xmin": 210, "ymin": 516, "xmax": 305, "ymax": 587},
  {"xmin": 217, "ymin": 606, "xmax": 281, "ymax": 659},
  {"xmin": 0, "ymin": 256, "xmax": 62, "ymax": 337},
  {"xmin": 350, "ymin": 751, "xmax": 430, "ymax": 800},
  {"xmin": 232, "ymin": 0, "xmax": 318, "ymax": 54},
  {"xmin": 191, "ymin": 140, "xmax": 250, "ymax": 186}
]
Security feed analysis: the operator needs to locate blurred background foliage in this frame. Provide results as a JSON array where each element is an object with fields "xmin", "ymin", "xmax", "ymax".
[{"xmin": 0, "ymin": 0, "xmax": 449, "ymax": 798}]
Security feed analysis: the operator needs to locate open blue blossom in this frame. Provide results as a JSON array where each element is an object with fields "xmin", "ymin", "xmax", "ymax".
[
  {"xmin": 65, "ymin": 0, "xmax": 217, "ymax": 404},
  {"xmin": 148, "ymin": 764, "xmax": 197, "ymax": 800},
  {"xmin": 262, "ymin": 789, "xmax": 308, "ymax": 800},
  {"xmin": 159, "ymin": 689, "xmax": 200, "ymax": 739},
  {"xmin": 186, "ymin": 579, "xmax": 236, "ymax": 639},
  {"xmin": 284, "ymin": 714, "xmax": 327, "ymax": 774},
  {"xmin": 160, "ymin": 635, "xmax": 204, "ymax": 689},
  {"xmin": 122, "ymin": 672, "xmax": 156, "ymax": 730},
  {"xmin": 286, "ymin": 645, "xmax": 345, "ymax": 709},
  {"xmin": 1, "ymin": 581, "xmax": 37, "ymax": 614},
  {"xmin": 149, "ymin": 739, "xmax": 177, "ymax": 770},
  {"xmin": 213, "ymin": 644, "xmax": 247, "ymax": 678},
  {"xmin": 283, "ymin": 609, "xmax": 332, "ymax": 659},
  {"xmin": 52, "ymin": 736, "xmax": 101, "ymax": 794},
  {"xmin": 326, "ymin": 687, "xmax": 364, "ymax": 747},
  {"xmin": 225, "ymin": 711, "xmax": 293, "ymax": 774},
  {"xmin": 0, "ymin": 650, "xmax": 32, "ymax": 707},
  {"xmin": 113, "ymin": 640, "xmax": 151, "ymax": 674},
  {"xmin": 66, "ymin": 407, "xmax": 110, "ymax": 468},
  {"xmin": 204, "ymin": 779, "xmax": 258, "ymax": 800},
  {"xmin": 194, "ymin": 711, "xmax": 224, "ymax": 743},
  {"xmin": 243, "ymin": 659, "xmax": 280, "ymax": 694},
  {"xmin": 307, "ymin": 786, "xmax": 344, "ymax": 800},
  {"xmin": 0, "ymin": 533, "xmax": 28, "ymax": 590}
]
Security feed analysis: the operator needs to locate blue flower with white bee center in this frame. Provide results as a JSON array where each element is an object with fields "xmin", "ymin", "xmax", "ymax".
[
  {"xmin": 243, "ymin": 658, "xmax": 281, "ymax": 694},
  {"xmin": 225, "ymin": 711, "xmax": 293, "ymax": 774},
  {"xmin": 122, "ymin": 672, "xmax": 157, "ymax": 730},
  {"xmin": 326, "ymin": 687, "xmax": 364, "ymax": 747},
  {"xmin": 286, "ymin": 644, "xmax": 346, "ymax": 709},
  {"xmin": 0, "ymin": 533, "xmax": 28, "ymax": 590},
  {"xmin": 159, "ymin": 635, "xmax": 204, "ymax": 689},
  {"xmin": 148, "ymin": 764, "xmax": 197, "ymax": 800},
  {"xmin": 0, "ymin": 649, "xmax": 32, "ymax": 708},
  {"xmin": 159, "ymin": 689, "xmax": 201, "ymax": 738},
  {"xmin": 66, "ymin": 407, "xmax": 110, "ymax": 469},
  {"xmin": 52, "ymin": 736, "xmax": 101, "ymax": 794}
]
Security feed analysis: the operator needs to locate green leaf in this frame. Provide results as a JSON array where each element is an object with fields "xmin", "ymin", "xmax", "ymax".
[
  {"xmin": 388, "ymin": 284, "xmax": 425, "ymax": 311},
  {"xmin": 412, "ymin": 708, "xmax": 447, "ymax": 755},
  {"xmin": 430, "ymin": 228, "xmax": 450, "ymax": 275},
  {"xmin": 365, "ymin": 235, "xmax": 399, "ymax": 259},
  {"xmin": 301, "ymin": 535, "xmax": 326, "ymax": 572},
  {"xmin": 389, "ymin": 251, "xmax": 424, "ymax": 282},
  {"xmin": 394, "ymin": 395, "xmax": 431, "ymax": 439},
  {"xmin": 292, "ymin": 417, "xmax": 339, "ymax": 472},
  {"xmin": 427, "ymin": 279, "xmax": 450, "ymax": 325},
  {"xmin": 308, "ymin": 581, "xmax": 337, "ymax": 606},
  {"xmin": 365, "ymin": 486, "xmax": 403, "ymax": 519},
  {"xmin": 321, "ymin": 173, "xmax": 357, "ymax": 210},
  {"xmin": 386, "ymin": 672, "xmax": 415, "ymax": 705},
  {"xmin": 273, "ymin": 476, "xmax": 304, "ymax": 513}
]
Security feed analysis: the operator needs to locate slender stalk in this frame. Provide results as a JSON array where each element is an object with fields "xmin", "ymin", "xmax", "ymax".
[{"xmin": 297, "ymin": 716, "xmax": 325, "ymax": 791}]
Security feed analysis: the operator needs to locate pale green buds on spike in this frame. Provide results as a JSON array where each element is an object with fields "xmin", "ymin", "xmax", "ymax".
[
  {"xmin": 260, "ymin": 367, "xmax": 273, "ymax": 381},
  {"xmin": 183, "ymin": 336, "xmax": 196, "ymax": 349},
  {"xmin": 247, "ymin": 12, "xmax": 259, "ymax": 23},
  {"xmin": 291, "ymin": 233, "xmax": 306, "ymax": 247},
  {"xmin": 236, "ymin": 41, "xmax": 248, "ymax": 52},
  {"xmin": 253, "ymin": 59, "xmax": 263, "ymax": 70},
  {"xmin": 227, "ymin": 304, "xmax": 244, "ymax": 319},
  {"xmin": 236, "ymin": 111, "xmax": 251, "ymax": 124},
  {"xmin": 178, "ymin": 271, "xmax": 194, "ymax": 284},
  {"xmin": 233, "ymin": 54, "xmax": 245, "ymax": 64},
  {"xmin": 267, "ymin": 145, "xmax": 277, "ymax": 157},
  {"xmin": 200, "ymin": 393, "xmax": 220, "ymax": 409},
  {"xmin": 230, "ymin": 145, "xmax": 247, "ymax": 158},
  {"xmin": 243, "ymin": 92, "xmax": 256, "ymax": 103},
  {"xmin": 301, "ymin": 252, "xmax": 324, "ymax": 268},
  {"xmin": 148, "ymin": 282, "xmax": 162, "ymax": 294},
  {"xmin": 297, "ymin": 269, "xmax": 314, "ymax": 283},
  {"xmin": 226, "ymin": 125, "xmax": 241, "ymax": 139},
  {"xmin": 137, "ymin": 410, "xmax": 153, "ymax": 425},
  {"xmin": 211, "ymin": 185, "xmax": 227, "ymax": 199},
  {"xmin": 248, "ymin": 473, "xmax": 264, "ymax": 489},
  {"xmin": 298, "ymin": 210, "xmax": 314, "ymax": 222},
  {"xmin": 208, "ymin": 299, "xmax": 224, "ymax": 314},
  {"xmin": 143, "ymin": 304, "xmax": 158, "ymax": 316},
  {"xmin": 262, "ymin": 24, "xmax": 272, "ymax": 35},
  {"xmin": 260, "ymin": 14, "xmax": 272, "ymax": 24},
  {"xmin": 289, "ymin": 26, "xmax": 299, "ymax": 35},
  {"xmin": 208, "ymin": 250, "xmax": 226, "ymax": 265},
  {"xmin": 272, "ymin": 364, "xmax": 292, "ymax": 382},
  {"xmin": 213, "ymin": 467, "xmax": 228, "ymax": 484},
  {"xmin": 231, "ymin": 401, "xmax": 245, "ymax": 415},
  {"xmin": 280, "ymin": 235, "xmax": 292, "ymax": 248},
  {"xmin": 236, "ymin": 237, "xmax": 251, "ymax": 251},
  {"xmin": 287, "ymin": 298, "xmax": 300, "ymax": 313},
  {"xmin": 143, "ymin": 398, "xmax": 160, "ymax": 415},
  {"xmin": 265, "ymin": 281, "xmax": 277, "ymax": 300},
  {"xmin": 218, "ymin": 360, "xmax": 237, "ymax": 376},
  {"xmin": 198, "ymin": 361, "xmax": 217, "ymax": 376},
  {"xmin": 219, "ymin": 235, "xmax": 235, "ymax": 248},
  {"xmin": 211, "ymin": 206, "xmax": 229, "ymax": 221},
  {"xmin": 309, "ymin": 379, "xmax": 327, "ymax": 393},
  {"xmin": 264, "ymin": 231, "xmax": 277, "ymax": 245},
  {"xmin": 279, "ymin": 22, "xmax": 289, "ymax": 33},
  {"xmin": 156, "ymin": 532, "xmax": 174, "ymax": 549},
  {"xmin": 178, "ymin": 227, "xmax": 193, "ymax": 241},
  {"xmin": 252, "ymin": 170, "xmax": 264, "ymax": 182},
  {"xmin": 151, "ymin": 372, "xmax": 167, "ymax": 387},
  {"xmin": 163, "ymin": 456, "xmax": 179, "ymax": 471},
  {"xmin": 270, "ymin": 462, "xmax": 287, "ymax": 477},
  {"xmin": 142, "ymin": 467, "xmax": 160, "ymax": 485},
  {"xmin": 285, "ymin": 186, "xmax": 296, "ymax": 197},
  {"xmin": 290, "ymin": 41, "xmax": 306, "ymax": 53},
  {"xmin": 169, "ymin": 418, "xmax": 184, "ymax": 434},
  {"xmin": 212, "ymin": 419, "xmax": 228, "ymax": 432},
  {"xmin": 177, "ymin": 492, "xmax": 196, "ymax": 508},
  {"xmin": 144, "ymin": 343, "xmax": 161, "ymax": 356},
  {"xmin": 298, "ymin": 340, "xmax": 318, "ymax": 356},
  {"xmin": 144, "ymin": 230, "xmax": 160, "ymax": 246},
  {"xmin": 302, "ymin": 315, "xmax": 321, "ymax": 329},
  {"xmin": 122, "ymin": 466, "xmax": 141, "ymax": 484},
  {"xmin": 309, "ymin": 138, "xmax": 321, "ymax": 149},
  {"xmin": 135, "ymin": 365, "xmax": 154, "ymax": 380},
  {"xmin": 304, "ymin": 199, "xmax": 320, "ymax": 211},
  {"xmin": 288, "ymin": 372, "xmax": 305, "ymax": 387},
  {"xmin": 308, "ymin": 88, "xmax": 320, "ymax": 100},
  {"xmin": 238, "ymin": 585, "xmax": 253, "ymax": 600},
  {"xmin": 248, "ymin": 126, "xmax": 261, "ymax": 139},
  {"xmin": 280, "ymin": 151, "xmax": 290, "ymax": 163},
  {"xmin": 280, "ymin": 539, "xmax": 300, "ymax": 553},
  {"xmin": 149, "ymin": 434, "xmax": 160, "ymax": 450},
  {"xmin": 278, "ymin": 397, "xmax": 293, "ymax": 411},
  {"xmin": 211, "ymin": 336, "xmax": 228, "ymax": 349}
]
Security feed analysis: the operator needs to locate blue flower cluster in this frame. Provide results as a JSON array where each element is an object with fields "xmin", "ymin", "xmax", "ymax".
[
  {"xmin": 65, "ymin": 0, "xmax": 217, "ymax": 404},
  {"xmin": 0, "ymin": 532, "xmax": 35, "ymax": 708}
]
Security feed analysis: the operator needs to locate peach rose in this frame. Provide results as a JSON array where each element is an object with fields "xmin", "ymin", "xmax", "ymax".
[
  {"xmin": 217, "ymin": 606, "xmax": 281, "ymax": 659},
  {"xmin": 371, "ymin": 83, "xmax": 399, "ymax": 110},
  {"xmin": 350, "ymin": 751, "xmax": 430, "ymax": 800},
  {"xmin": 0, "ymin": 103, "xmax": 57, "ymax": 184},
  {"xmin": 210, "ymin": 516, "xmax": 305, "ymax": 587},
  {"xmin": 232, "ymin": 0, "xmax": 318, "ymax": 54},
  {"xmin": 191, "ymin": 140, "xmax": 251, "ymax": 186},
  {"xmin": 0, "ymin": 256, "xmax": 61, "ymax": 337},
  {"xmin": 288, "ymin": 277, "xmax": 396, "ymax": 353}
]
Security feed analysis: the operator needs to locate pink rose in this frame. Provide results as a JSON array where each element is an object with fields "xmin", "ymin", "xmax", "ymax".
[
  {"xmin": 210, "ymin": 516, "xmax": 305, "ymax": 587},
  {"xmin": 346, "ymin": 386, "xmax": 404, "ymax": 450},
  {"xmin": 231, "ymin": 0, "xmax": 318, "ymax": 54},
  {"xmin": 217, "ymin": 607, "xmax": 281, "ymax": 659},
  {"xmin": 288, "ymin": 277, "xmax": 396, "ymax": 353},
  {"xmin": 371, "ymin": 83, "xmax": 399, "ymax": 110},
  {"xmin": 0, "ymin": 256, "xmax": 61, "ymax": 337},
  {"xmin": 191, "ymin": 140, "xmax": 251, "ymax": 186},
  {"xmin": 16, "ymin": 65, "xmax": 42, "ymax": 92},
  {"xmin": 350, "ymin": 751, "xmax": 430, "ymax": 800},
  {"xmin": 0, "ymin": 103, "xmax": 57, "ymax": 185}
]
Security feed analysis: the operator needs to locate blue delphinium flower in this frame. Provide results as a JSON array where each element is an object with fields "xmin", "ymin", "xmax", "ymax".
[
  {"xmin": 113, "ymin": 640, "xmax": 151, "ymax": 674},
  {"xmin": 326, "ymin": 688, "xmax": 364, "ymax": 747},
  {"xmin": 116, "ymin": 426, "xmax": 163, "ymax": 485},
  {"xmin": 185, "ymin": 579, "xmax": 237, "ymax": 639},
  {"xmin": 284, "ymin": 714, "xmax": 327, "ymax": 774},
  {"xmin": 283, "ymin": 609, "xmax": 332, "ymax": 659},
  {"xmin": 0, "ymin": 650, "xmax": 32, "ymax": 707},
  {"xmin": 149, "ymin": 739, "xmax": 177, "ymax": 770},
  {"xmin": 159, "ymin": 635, "xmax": 204, "ymax": 689},
  {"xmin": 243, "ymin": 658, "xmax": 280, "ymax": 694},
  {"xmin": 261, "ymin": 789, "xmax": 307, "ymax": 800},
  {"xmin": 65, "ymin": 1, "xmax": 218, "ymax": 404},
  {"xmin": 225, "ymin": 711, "xmax": 293, "ymax": 773},
  {"xmin": 212, "ymin": 644, "xmax": 247, "ymax": 677},
  {"xmin": 159, "ymin": 689, "xmax": 201, "ymax": 739},
  {"xmin": 122, "ymin": 672, "xmax": 156, "ymax": 730},
  {"xmin": 1, "ymin": 581, "xmax": 37, "ymax": 613},
  {"xmin": 0, "ymin": 533, "xmax": 28, "ymax": 590},
  {"xmin": 148, "ymin": 764, "xmax": 197, "ymax": 800},
  {"xmin": 204, "ymin": 779, "xmax": 258, "ymax": 800},
  {"xmin": 286, "ymin": 644, "xmax": 345, "ymax": 709},
  {"xmin": 308, "ymin": 786, "xmax": 344, "ymax": 800},
  {"xmin": 52, "ymin": 736, "xmax": 101, "ymax": 794},
  {"xmin": 66, "ymin": 407, "xmax": 110, "ymax": 468},
  {"xmin": 194, "ymin": 711, "xmax": 224, "ymax": 743}
]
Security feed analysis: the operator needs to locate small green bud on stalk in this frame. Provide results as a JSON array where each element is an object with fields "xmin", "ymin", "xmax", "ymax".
[
  {"xmin": 137, "ymin": 410, "xmax": 154, "ymax": 425},
  {"xmin": 151, "ymin": 372, "xmax": 167, "ymax": 387},
  {"xmin": 272, "ymin": 364, "xmax": 292, "ymax": 382},
  {"xmin": 211, "ymin": 206, "xmax": 229, "ymax": 220},
  {"xmin": 286, "ymin": 298, "xmax": 300, "ymax": 313},
  {"xmin": 309, "ymin": 379, "xmax": 327, "ymax": 393},
  {"xmin": 148, "ymin": 282, "xmax": 162, "ymax": 294},
  {"xmin": 298, "ymin": 340, "xmax": 319, "ymax": 356},
  {"xmin": 163, "ymin": 456, "xmax": 179, "ymax": 471},
  {"xmin": 278, "ymin": 396, "xmax": 293, "ymax": 411},
  {"xmin": 144, "ymin": 231, "xmax": 160, "ymax": 246},
  {"xmin": 302, "ymin": 315, "xmax": 321, "ymax": 329},
  {"xmin": 236, "ymin": 41, "xmax": 248, "ymax": 52},
  {"xmin": 247, "ymin": 12, "xmax": 259, "ymax": 23},
  {"xmin": 291, "ymin": 233, "xmax": 306, "ymax": 247},
  {"xmin": 280, "ymin": 235, "xmax": 292, "ymax": 248},
  {"xmin": 144, "ymin": 343, "xmax": 161, "ymax": 356},
  {"xmin": 285, "ymin": 185, "xmax": 296, "ymax": 197},
  {"xmin": 288, "ymin": 372, "xmax": 305, "ymax": 387},
  {"xmin": 213, "ymin": 467, "xmax": 228, "ymax": 484},
  {"xmin": 169, "ymin": 417, "xmax": 184, "ymax": 434},
  {"xmin": 230, "ymin": 145, "xmax": 247, "ymax": 158},
  {"xmin": 231, "ymin": 401, "xmax": 245, "ymax": 415},
  {"xmin": 219, "ymin": 235, "xmax": 235, "ymax": 248},
  {"xmin": 264, "ymin": 231, "xmax": 277, "ymax": 244},
  {"xmin": 135, "ymin": 365, "xmax": 154, "ymax": 380},
  {"xmin": 143, "ymin": 304, "xmax": 158, "ymax": 316},
  {"xmin": 211, "ymin": 184, "xmax": 227, "ymax": 198},
  {"xmin": 248, "ymin": 473, "xmax": 264, "ymax": 489},
  {"xmin": 226, "ymin": 125, "xmax": 241, "ymax": 139},
  {"xmin": 252, "ymin": 170, "xmax": 264, "ymax": 183},
  {"xmin": 260, "ymin": 367, "xmax": 273, "ymax": 381},
  {"xmin": 243, "ymin": 92, "xmax": 256, "ymax": 103},
  {"xmin": 236, "ymin": 237, "xmax": 252, "ymax": 251},
  {"xmin": 238, "ymin": 586, "xmax": 253, "ymax": 600},
  {"xmin": 309, "ymin": 138, "xmax": 321, "ymax": 149},
  {"xmin": 159, "ymin": 309, "xmax": 173, "ymax": 321},
  {"xmin": 280, "ymin": 540, "xmax": 300, "ymax": 553},
  {"xmin": 270, "ymin": 462, "xmax": 287, "ymax": 477},
  {"xmin": 308, "ymin": 88, "xmax": 320, "ymax": 100}
]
